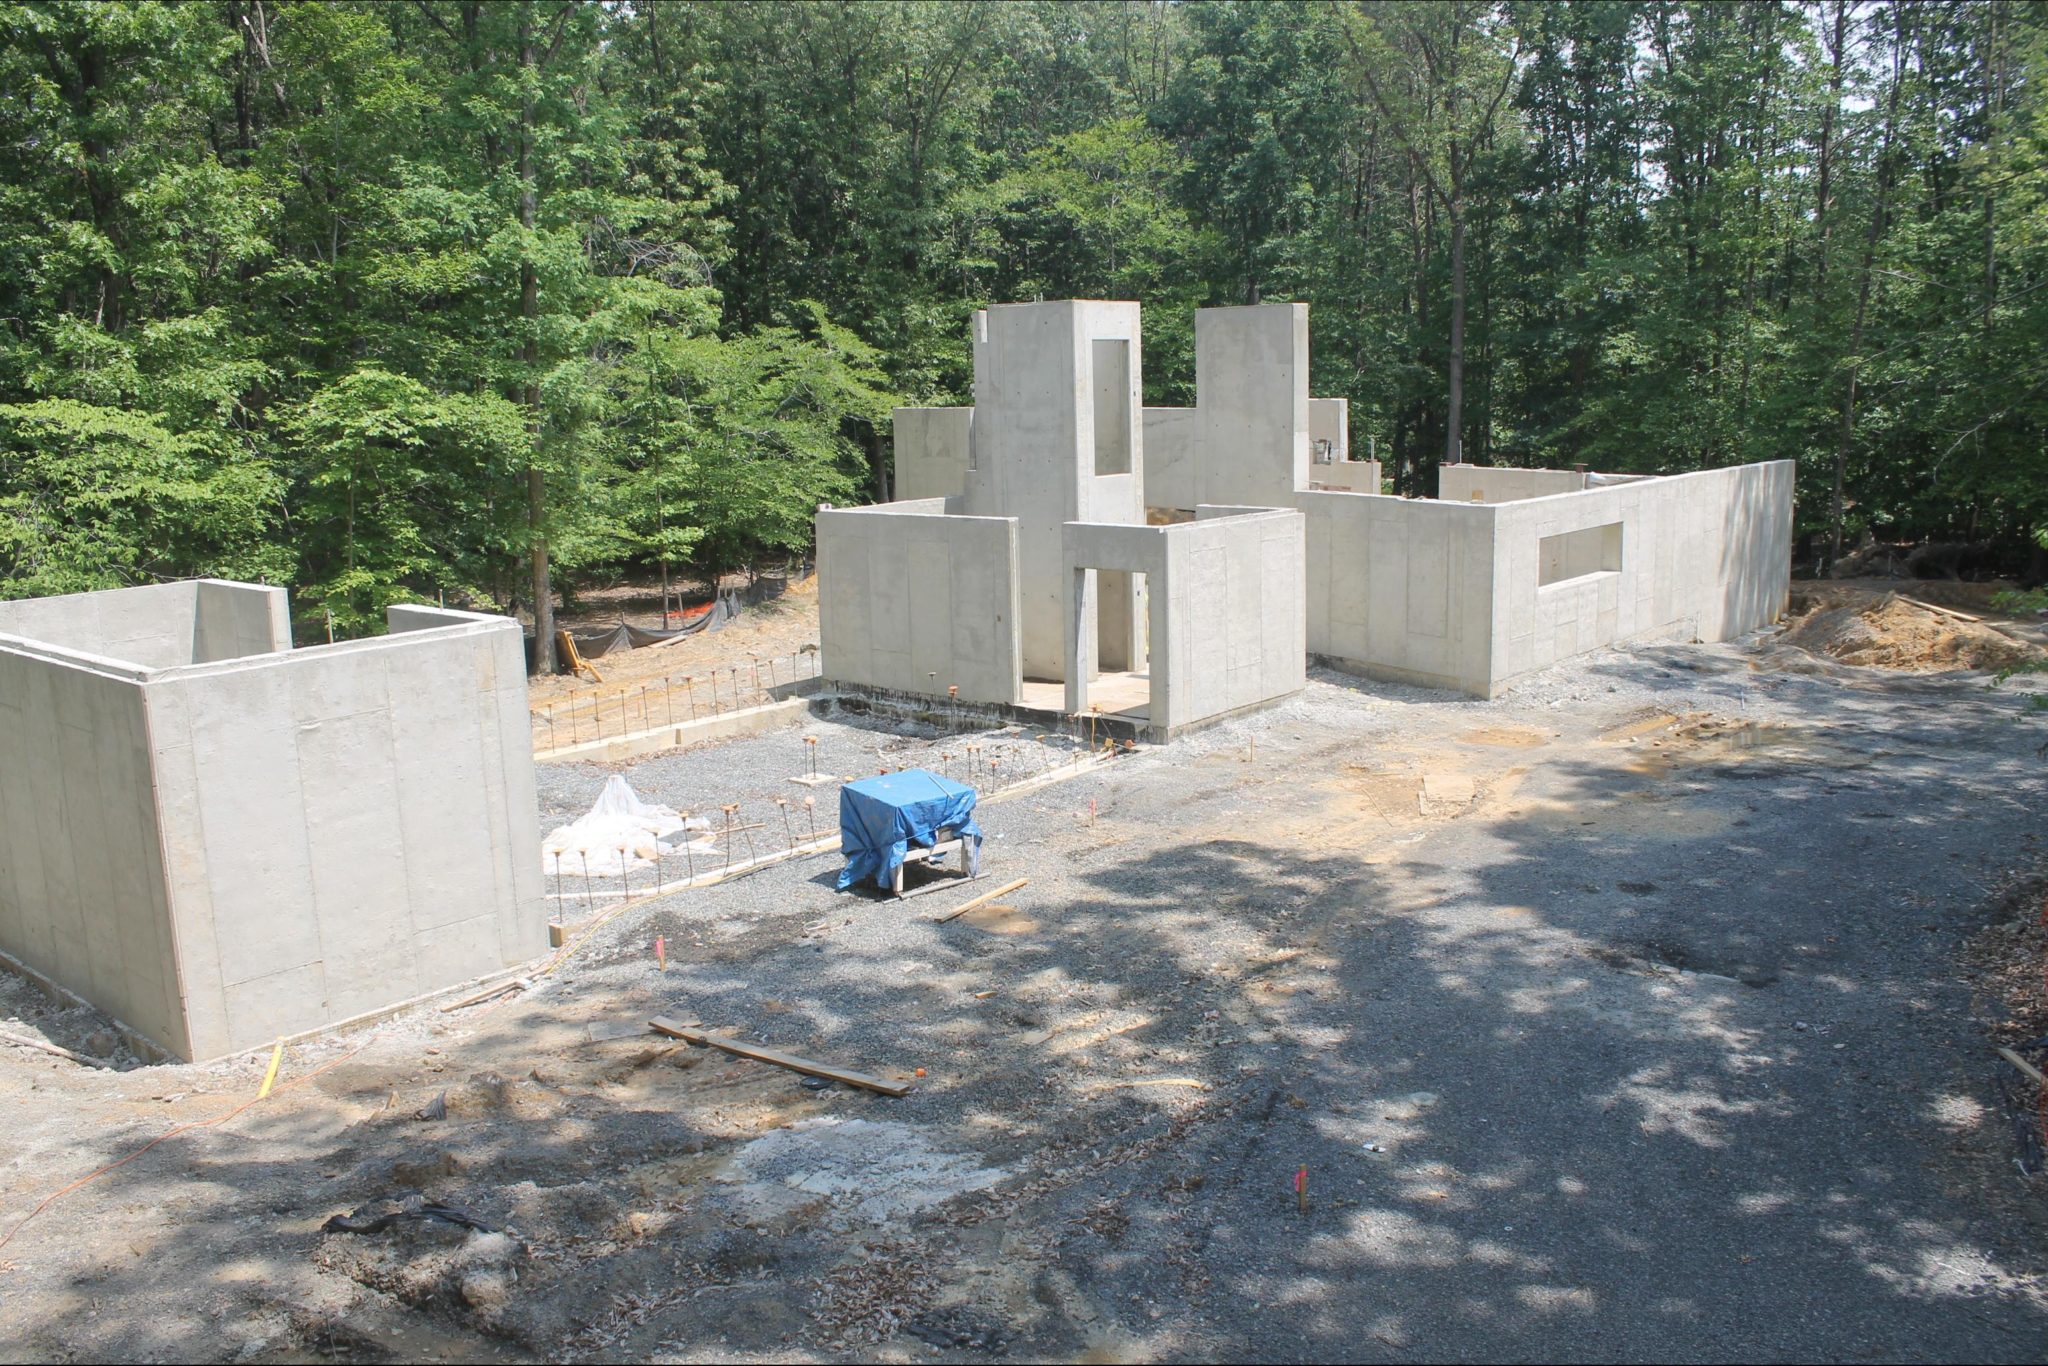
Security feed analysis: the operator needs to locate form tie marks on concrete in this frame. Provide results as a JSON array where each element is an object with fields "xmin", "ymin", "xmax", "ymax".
[
  {"xmin": 0, "ymin": 581, "xmax": 547, "ymax": 1061},
  {"xmin": 821, "ymin": 299, "xmax": 1791, "ymax": 732}
]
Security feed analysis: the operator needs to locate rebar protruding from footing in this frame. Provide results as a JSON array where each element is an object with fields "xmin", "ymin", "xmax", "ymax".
[{"xmin": 776, "ymin": 797, "xmax": 795, "ymax": 849}]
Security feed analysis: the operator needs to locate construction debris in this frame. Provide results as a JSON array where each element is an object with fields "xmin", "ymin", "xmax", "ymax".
[{"xmin": 648, "ymin": 1016, "xmax": 914, "ymax": 1097}]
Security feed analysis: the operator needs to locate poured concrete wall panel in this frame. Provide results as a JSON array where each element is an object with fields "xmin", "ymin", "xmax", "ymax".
[
  {"xmin": 1438, "ymin": 465, "xmax": 1589, "ymax": 504},
  {"xmin": 193, "ymin": 580, "xmax": 292, "ymax": 662},
  {"xmin": 1308, "ymin": 397, "xmax": 1349, "ymax": 463},
  {"xmin": 1308, "ymin": 459, "xmax": 1381, "ymax": 494},
  {"xmin": 0, "ymin": 643, "xmax": 187, "ymax": 1055},
  {"xmin": 1301, "ymin": 493, "xmax": 1498, "ymax": 694},
  {"xmin": 0, "ymin": 588, "xmax": 545, "ymax": 1061},
  {"xmin": 145, "ymin": 614, "xmax": 544, "ymax": 1058},
  {"xmin": 0, "ymin": 581, "xmax": 200, "ymax": 670},
  {"xmin": 817, "ymin": 506, "xmax": 1021, "ymax": 705},
  {"xmin": 892, "ymin": 407, "xmax": 974, "ymax": 502},
  {"xmin": 1188, "ymin": 305, "xmax": 1310, "ymax": 509},
  {"xmin": 1487, "ymin": 461, "xmax": 1794, "ymax": 691},
  {"xmin": 1142, "ymin": 407, "xmax": 1200, "ymax": 510}
]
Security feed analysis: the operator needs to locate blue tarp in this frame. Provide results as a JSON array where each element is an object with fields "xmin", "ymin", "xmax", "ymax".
[{"xmin": 836, "ymin": 768, "xmax": 983, "ymax": 892}]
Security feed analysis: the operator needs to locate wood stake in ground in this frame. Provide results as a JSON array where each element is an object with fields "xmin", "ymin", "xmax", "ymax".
[
  {"xmin": 933, "ymin": 877, "xmax": 1029, "ymax": 924},
  {"xmin": 648, "ymin": 1017, "xmax": 913, "ymax": 1096}
]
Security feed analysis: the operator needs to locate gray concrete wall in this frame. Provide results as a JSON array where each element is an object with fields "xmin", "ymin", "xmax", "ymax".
[
  {"xmin": 1438, "ymin": 465, "xmax": 1589, "ymax": 504},
  {"xmin": 0, "ymin": 640, "xmax": 189, "ymax": 1055},
  {"xmin": 816, "ymin": 504, "xmax": 1022, "ymax": 706},
  {"xmin": 1302, "ymin": 492, "xmax": 1500, "ymax": 694},
  {"xmin": 1309, "ymin": 397, "xmax": 1349, "ymax": 464},
  {"xmin": 1063, "ymin": 508, "xmax": 1304, "ymax": 736},
  {"xmin": 193, "ymin": 580, "xmax": 292, "ymax": 662},
  {"xmin": 0, "ymin": 581, "xmax": 200, "ymax": 669},
  {"xmin": 1308, "ymin": 459, "xmax": 1382, "ymax": 494},
  {"xmin": 1141, "ymin": 407, "xmax": 1200, "ymax": 511},
  {"xmin": 1187, "ymin": 304, "xmax": 1310, "ymax": 509},
  {"xmin": 962, "ymin": 301, "xmax": 1144, "ymax": 679},
  {"xmin": 892, "ymin": 407, "xmax": 974, "ymax": 502},
  {"xmin": 143, "ymin": 610, "xmax": 544, "ymax": 1059},
  {"xmin": 1486, "ymin": 460, "xmax": 1794, "ymax": 692}
]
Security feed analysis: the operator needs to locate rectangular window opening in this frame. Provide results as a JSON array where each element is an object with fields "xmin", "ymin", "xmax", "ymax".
[
  {"xmin": 1538, "ymin": 522, "xmax": 1623, "ymax": 587},
  {"xmin": 1092, "ymin": 338, "xmax": 1132, "ymax": 476}
]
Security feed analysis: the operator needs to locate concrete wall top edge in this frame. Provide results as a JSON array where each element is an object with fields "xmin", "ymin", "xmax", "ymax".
[
  {"xmin": 385, "ymin": 603, "xmax": 510, "ymax": 632},
  {"xmin": 820, "ymin": 505, "xmax": 1015, "ymax": 526},
  {"xmin": 149, "ymin": 614, "xmax": 520, "ymax": 683},
  {"xmin": 0, "ymin": 634, "xmax": 154, "ymax": 682},
  {"xmin": 1482, "ymin": 462, "xmax": 1802, "ymax": 520},
  {"xmin": 1478, "ymin": 459, "xmax": 1796, "ymax": 513}
]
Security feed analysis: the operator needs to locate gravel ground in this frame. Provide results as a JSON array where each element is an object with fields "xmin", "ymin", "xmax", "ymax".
[{"xmin": 2, "ymin": 634, "xmax": 2047, "ymax": 1364}]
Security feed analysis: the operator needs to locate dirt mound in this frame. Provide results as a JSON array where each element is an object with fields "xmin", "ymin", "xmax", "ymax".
[{"xmin": 1779, "ymin": 587, "xmax": 2047, "ymax": 673}]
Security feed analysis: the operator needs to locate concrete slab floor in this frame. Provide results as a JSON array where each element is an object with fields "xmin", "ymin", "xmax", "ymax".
[
  {"xmin": 1021, "ymin": 668, "xmax": 1152, "ymax": 720},
  {"xmin": 1, "ymin": 638, "xmax": 2046, "ymax": 1364}
]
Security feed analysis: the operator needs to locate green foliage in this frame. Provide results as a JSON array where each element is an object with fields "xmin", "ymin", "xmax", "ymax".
[{"xmin": 0, "ymin": 0, "xmax": 2043, "ymax": 620}]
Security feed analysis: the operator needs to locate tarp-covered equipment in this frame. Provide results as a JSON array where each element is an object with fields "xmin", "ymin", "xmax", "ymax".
[{"xmin": 836, "ymin": 769, "xmax": 983, "ymax": 892}]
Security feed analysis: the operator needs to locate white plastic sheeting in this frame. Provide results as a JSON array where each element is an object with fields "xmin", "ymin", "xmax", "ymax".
[{"xmin": 540, "ymin": 774, "xmax": 712, "ymax": 877}]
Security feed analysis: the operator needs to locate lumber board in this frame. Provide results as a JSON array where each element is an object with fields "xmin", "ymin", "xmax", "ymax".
[
  {"xmin": 1997, "ymin": 1045, "xmax": 2048, "ymax": 1089},
  {"xmin": 649, "ymin": 1016, "xmax": 913, "ymax": 1096},
  {"xmin": 934, "ymin": 877, "xmax": 1029, "ymax": 923}
]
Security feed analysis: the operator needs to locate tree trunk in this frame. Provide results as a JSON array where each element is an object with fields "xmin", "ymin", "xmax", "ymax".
[
  {"xmin": 1446, "ymin": 206, "xmax": 1466, "ymax": 468},
  {"xmin": 1832, "ymin": 5, "xmax": 1908, "ymax": 564},
  {"xmin": 520, "ymin": 7, "xmax": 555, "ymax": 674}
]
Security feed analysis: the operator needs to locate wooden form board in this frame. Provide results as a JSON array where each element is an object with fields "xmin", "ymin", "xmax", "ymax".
[{"xmin": 648, "ymin": 1016, "xmax": 913, "ymax": 1096}]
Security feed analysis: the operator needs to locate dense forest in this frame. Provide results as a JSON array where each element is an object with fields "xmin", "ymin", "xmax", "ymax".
[{"xmin": 1, "ymin": 1, "xmax": 2042, "ymax": 664}]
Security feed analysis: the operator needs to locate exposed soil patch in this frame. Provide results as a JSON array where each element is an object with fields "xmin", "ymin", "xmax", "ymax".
[{"xmin": 1780, "ymin": 582, "xmax": 2047, "ymax": 674}]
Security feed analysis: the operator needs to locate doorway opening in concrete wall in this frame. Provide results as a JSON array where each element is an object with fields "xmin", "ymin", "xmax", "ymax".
[{"xmin": 1045, "ymin": 565, "xmax": 1151, "ymax": 724}]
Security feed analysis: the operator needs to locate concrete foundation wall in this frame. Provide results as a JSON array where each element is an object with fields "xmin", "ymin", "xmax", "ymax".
[
  {"xmin": 1189, "ymin": 304, "xmax": 1311, "ymax": 508},
  {"xmin": 960, "ymin": 302, "xmax": 1143, "ymax": 679},
  {"xmin": 1302, "ymin": 492, "xmax": 1498, "ymax": 693},
  {"xmin": 1063, "ymin": 509, "xmax": 1304, "ymax": 736},
  {"xmin": 0, "ymin": 581, "xmax": 201, "ymax": 669},
  {"xmin": 0, "ymin": 587, "xmax": 547, "ymax": 1061},
  {"xmin": 143, "ymin": 610, "xmax": 544, "ymax": 1059},
  {"xmin": 0, "ymin": 642, "xmax": 189, "ymax": 1055},
  {"xmin": 1487, "ymin": 460, "xmax": 1794, "ymax": 691},
  {"xmin": 1141, "ymin": 407, "xmax": 1200, "ymax": 511},
  {"xmin": 1438, "ymin": 465, "xmax": 1588, "ymax": 504},
  {"xmin": 816, "ymin": 505, "xmax": 1022, "ymax": 706},
  {"xmin": 892, "ymin": 407, "xmax": 974, "ymax": 502},
  {"xmin": 194, "ymin": 580, "xmax": 292, "ymax": 662},
  {"xmin": 1309, "ymin": 397, "xmax": 1349, "ymax": 463},
  {"xmin": 1308, "ymin": 459, "xmax": 1382, "ymax": 494}
]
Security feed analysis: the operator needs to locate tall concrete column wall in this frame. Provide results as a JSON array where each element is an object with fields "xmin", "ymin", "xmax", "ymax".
[
  {"xmin": 0, "ymin": 641, "xmax": 189, "ymax": 1055},
  {"xmin": 1188, "ymin": 304, "xmax": 1310, "ymax": 507},
  {"xmin": 1486, "ymin": 461, "xmax": 1794, "ymax": 691},
  {"xmin": 964, "ymin": 301, "xmax": 1144, "ymax": 679},
  {"xmin": 816, "ymin": 506, "xmax": 1022, "ymax": 706}
]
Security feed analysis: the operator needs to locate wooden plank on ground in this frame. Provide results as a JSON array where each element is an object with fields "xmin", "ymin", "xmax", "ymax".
[
  {"xmin": 648, "ymin": 1016, "xmax": 913, "ymax": 1096},
  {"xmin": 934, "ymin": 877, "xmax": 1028, "ymax": 924}
]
